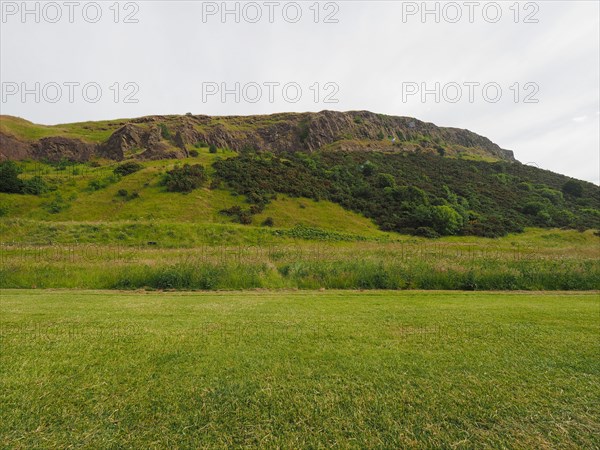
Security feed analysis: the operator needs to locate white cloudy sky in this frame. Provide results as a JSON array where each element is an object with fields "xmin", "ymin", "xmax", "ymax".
[{"xmin": 1, "ymin": 1, "xmax": 598, "ymax": 183}]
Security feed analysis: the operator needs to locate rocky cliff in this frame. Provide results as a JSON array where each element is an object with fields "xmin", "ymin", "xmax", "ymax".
[{"xmin": 0, "ymin": 111, "xmax": 515, "ymax": 162}]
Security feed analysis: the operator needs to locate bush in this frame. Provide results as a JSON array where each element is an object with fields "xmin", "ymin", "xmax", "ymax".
[
  {"xmin": 375, "ymin": 173, "xmax": 396, "ymax": 189},
  {"xmin": 22, "ymin": 176, "xmax": 49, "ymax": 195},
  {"xmin": 414, "ymin": 227, "xmax": 440, "ymax": 238},
  {"xmin": 159, "ymin": 123, "xmax": 171, "ymax": 140},
  {"xmin": 163, "ymin": 164, "xmax": 207, "ymax": 193},
  {"xmin": 117, "ymin": 189, "xmax": 129, "ymax": 197},
  {"xmin": 189, "ymin": 149, "xmax": 199, "ymax": 157},
  {"xmin": 0, "ymin": 161, "xmax": 24, "ymax": 193},
  {"xmin": 522, "ymin": 201, "xmax": 545, "ymax": 215},
  {"xmin": 220, "ymin": 205, "xmax": 253, "ymax": 224},
  {"xmin": 562, "ymin": 180, "xmax": 583, "ymax": 198},
  {"xmin": 430, "ymin": 205, "xmax": 463, "ymax": 235},
  {"xmin": 114, "ymin": 161, "xmax": 143, "ymax": 176},
  {"xmin": 46, "ymin": 193, "xmax": 69, "ymax": 214},
  {"xmin": 538, "ymin": 187, "xmax": 563, "ymax": 205},
  {"xmin": 88, "ymin": 174, "xmax": 121, "ymax": 191},
  {"xmin": 361, "ymin": 161, "xmax": 376, "ymax": 176},
  {"xmin": 209, "ymin": 144, "xmax": 218, "ymax": 154},
  {"xmin": 262, "ymin": 217, "xmax": 274, "ymax": 227}
]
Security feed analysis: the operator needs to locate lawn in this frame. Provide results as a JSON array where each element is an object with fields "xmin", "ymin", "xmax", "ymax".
[{"xmin": 1, "ymin": 290, "xmax": 598, "ymax": 448}]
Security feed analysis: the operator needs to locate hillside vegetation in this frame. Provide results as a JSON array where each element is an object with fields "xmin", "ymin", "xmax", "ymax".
[{"xmin": 1, "ymin": 112, "xmax": 598, "ymax": 291}]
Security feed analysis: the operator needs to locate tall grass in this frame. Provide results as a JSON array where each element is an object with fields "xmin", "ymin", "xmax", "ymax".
[{"xmin": 1, "ymin": 241, "xmax": 598, "ymax": 290}]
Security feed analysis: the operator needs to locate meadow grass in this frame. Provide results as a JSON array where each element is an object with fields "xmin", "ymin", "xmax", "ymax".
[
  {"xmin": 1, "ymin": 290, "xmax": 598, "ymax": 448},
  {"xmin": 1, "ymin": 227, "xmax": 598, "ymax": 290}
]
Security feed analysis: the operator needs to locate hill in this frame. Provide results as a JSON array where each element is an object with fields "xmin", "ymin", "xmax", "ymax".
[
  {"xmin": 1, "ymin": 111, "xmax": 514, "ymax": 162},
  {"xmin": 0, "ymin": 112, "xmax": 598, "ymax": 239}
]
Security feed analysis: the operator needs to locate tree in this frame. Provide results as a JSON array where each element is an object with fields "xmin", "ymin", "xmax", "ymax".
[{"xmin": 562, "ymin": 180, "xmax": 583, "ymax": 198}]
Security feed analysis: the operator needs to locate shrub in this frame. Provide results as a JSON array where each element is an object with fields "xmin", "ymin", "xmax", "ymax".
[
  {"xmin": 209, "ymin": 144, "xmax": 218, "ymax": 154},
  {"xmin": 22, "ymin": 176, "xmax": 49, "ymax": 195},
  {"xmin": 298, "ymin": 120, "xmax": 310, "ymax": 143},
  {"xmin": 159, "ymin": 123, "xmax": 171, "ymax": 140},
  {"xmin": 538, "ymin": 187, "xmax": 563, "ymax": 205},
  {"xmin": 522, "ymin": 201, "xmax": 545, "ymax": 215},
  {"xmin": 238, "ymin": 211, "xmax": 253, "ymax": 224},
  {"xmin": 0, "ymin": 161, "xmax": 23, "ymax": 193},
  {"xmin": 162, "ymin": 164, "xmax": 207, "ymax": 193},
  {"xmin": 114, "ymin": 161, "xmax": 143, "ymax": 176},
  {"xmin": 431, "ymin": 205, "xmax": 463, "ymax": 235},
  {"xmin": 361, "ymin": 161, "xmax": 376, "ymax": 177},
  {"xmin": 189, "ymin": 149, "xmax": 199, "ymax": 157},
  {"xmin": 262, "ymin": 217, "xmax": 275, "ymax": 227},
  {"xmin": 562, "ymin": 180, "xmax": 583, "ymax": 197},
  {"xmin": 117, "ymin": 189, "xmax": 129, "ymax": 197},
  {"xmin": 220, "ymin": 205, "xmax": 253, "ymax": 224},
  {"xmin": 46, "ymin": 193, "xmax": 69, "ymax": 214},
  {"xmin": 375, "ymin": 173, "xmax": 396, "ymax": 189},
  {"xmin": 88, "ymin": 174, "xmax": 121, "ymax": 191},
  {"xmin": 414, "ymin": 227, "xmax": 439, "ymax": 238}
]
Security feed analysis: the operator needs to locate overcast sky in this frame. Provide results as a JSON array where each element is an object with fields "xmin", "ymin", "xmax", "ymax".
[{"xmin": 1, "ymin": 1, "xmax": 598, "ymax": 183}]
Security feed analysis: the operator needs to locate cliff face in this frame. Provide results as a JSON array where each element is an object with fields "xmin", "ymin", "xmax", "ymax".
[{"xmin": 0, "ymin": 111, "xmax": 515, "ymax": 162}]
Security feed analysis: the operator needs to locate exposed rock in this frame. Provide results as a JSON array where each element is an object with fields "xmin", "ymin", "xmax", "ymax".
[
  {"xmin": 0, "ymin": 133, "xmax": 33, "ymax": 160},
  {"xmin": 98, "ymin": 124, "xmax": 144, "ymax": 160},
  {"xmin": 32, "ymin": 137, "xmax": 98, "ymax": 162},
  {"xmin": 0, "ymin": 111, "xmax": 517, "ymax": 162}
]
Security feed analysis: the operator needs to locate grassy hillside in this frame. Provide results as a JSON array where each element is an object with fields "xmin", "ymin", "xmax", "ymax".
[
  {"xmin": 0, "ymin": 150, "xmax": 382, "ymax": 232},
  {"xmin": 1, "ymin": 114, "xmax": 598, "ymax": 291},
  {"xmin": 2, "ymin": 149, "xmax": 598, "ymax": 236},
  {"xmin": 0, "ymin": 115, "xmax": 125, "ymax": 142}
]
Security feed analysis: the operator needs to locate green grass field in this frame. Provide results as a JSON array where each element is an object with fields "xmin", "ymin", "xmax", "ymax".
[{"xmin": 1, "ymin": 290, "xmax": 598, "ymax": 448}]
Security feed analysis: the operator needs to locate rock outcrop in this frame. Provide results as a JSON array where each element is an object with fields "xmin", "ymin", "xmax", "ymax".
[{"xmin": 0, "ymin": 111, "xmax": 516, "ymax": 162}]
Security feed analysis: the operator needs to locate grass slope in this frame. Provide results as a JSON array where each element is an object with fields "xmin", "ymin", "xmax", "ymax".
[
  {"xmin": 0, "ymin": 152, "xmax": 388, "ymax": 237},
  {"xmin": 1, "ymin": 290, "xmax": 598, "ymax": 448}
]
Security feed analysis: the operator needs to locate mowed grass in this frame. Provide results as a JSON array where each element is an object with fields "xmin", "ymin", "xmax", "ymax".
[{"xmin": 1, "ymin": 290, "xmax": 598, "ymax": 448}]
